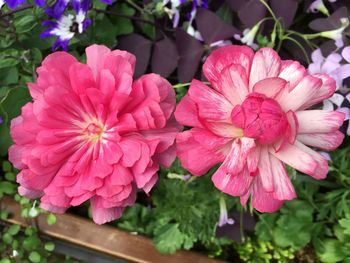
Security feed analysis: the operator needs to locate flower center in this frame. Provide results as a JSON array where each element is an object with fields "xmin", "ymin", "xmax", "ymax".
[
  {"xmin": 84, "ymin": 123, "xmax": 104, "ymax": 141},
  {"xmin": 231, "ymin": 92, "xmax": 289, "ymax": 145}
]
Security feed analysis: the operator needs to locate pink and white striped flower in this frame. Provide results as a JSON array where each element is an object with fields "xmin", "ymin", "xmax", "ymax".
[
  {"xmin": 175, "ymin": 45, "xmax": 345, "ymax": 212},
  {"xmin": 9, "ymin": 44, "xmax": 181, "ymax": 224}
]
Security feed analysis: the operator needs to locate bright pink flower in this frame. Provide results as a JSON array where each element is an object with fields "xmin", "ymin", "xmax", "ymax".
[
  {"xmin": 9, "ymin": 44, "xmax": 181, "ymax": 224},
  {"xmin": 175, "ymin": 45, "xmax": 345, "ymax": 213}
]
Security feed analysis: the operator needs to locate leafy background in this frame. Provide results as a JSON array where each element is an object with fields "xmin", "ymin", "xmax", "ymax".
[{"xmin": 1, "ymin": 0, "xmax": 350, "ymax": 262}]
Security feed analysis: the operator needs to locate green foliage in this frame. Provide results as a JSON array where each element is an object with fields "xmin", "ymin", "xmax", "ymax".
[
  {"xmin": 256, "ymin": 200, "xmax": 314, "ymax": 250},
  {"xmin": 234, "ymin": 237, "xmax": 295, "ymax": 263}
]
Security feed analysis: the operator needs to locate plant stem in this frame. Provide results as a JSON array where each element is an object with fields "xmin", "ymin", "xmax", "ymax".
[
  {"xmin": 0, "ymin": 4, "xmax": 34, "ymax": 18},
  {"xmin": 125, "ymin": 0, "xmax": 144, "ymax": 13}
]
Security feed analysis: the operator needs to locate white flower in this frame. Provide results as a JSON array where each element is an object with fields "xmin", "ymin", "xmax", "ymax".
[
  {"xmin": 320, "ymin": 17, "xmax": 349, "ymax": 47},
  {"xmin": 0, "ymin": 0, "xmax": 4, "ymax": 9},
  {"xmin": 235, "ymin": 24, "xmax": 260, "ymax": 50}
]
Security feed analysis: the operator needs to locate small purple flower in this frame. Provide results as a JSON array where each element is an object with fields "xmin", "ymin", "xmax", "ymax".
[
  {"xmin": 309, "ymin": 47, "xmax": 350, "ymax": 136},
  {"xmin": 41, "ymin": 0, "xmax": 91, "ymax": 51},
  {"xmin": 1, "ymin": 0, "xmax": 45, "ymax": 9},
  {"xmin": 3, "ymin": 0, "xmax": 25, "ymax": 9},
  {"xmin": 163, "ymin": 0, "xmax": 208, "ymax": 28},
  {"xmin": 308, "ymin": 0, "xmax": 337, "ymax": 15},
  {"xmin": 309, "ymin": 48, "xmax": 350, "ymax": 88},
  {"xmin": 217, "ymin": 197, "xmax": 234, "ymax": 227}
]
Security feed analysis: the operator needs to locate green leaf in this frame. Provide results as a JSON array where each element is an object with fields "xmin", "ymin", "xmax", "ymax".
[
  {"xmin": 216, "ymin": 3, "xmax": 233, "ymax": 24},
  {"xmin": 0, "ymin": 67, "xmax": 19, "ymax": 86},
  {"xmin": 1, "ymin": 87, "xmax": 31, "ymax": 120},
  {"xmin": 47, "ymin": 213, "xmax": 57, "ymax": 225},
  {"xmin": 140, "ymin": 14, "xmax": 155, "ymax": 39},
  {"xmin": 110, "ymin": 3, "xmax": 135, "ymax": 36},
  {"xmin": 0, "ymin": 181, "xmax": 16, "ymax": 195},
  {"xmin": 23, "ymin": 236, "xmax": 41, "ymax": 251},
  {"xmin": 29, "ymin": 251, "xmax": 41, "ymax": 263},
  {"xmin": 316, "ymin": 239, "xmax": 346, "ymax": 263},
  {"xmin": 14, "ymin": 15, "xmax": 37, "ymax": 34},
  {"xmin": 153, "ymin": 223, "xmax": 187, "ymax": 254},
  {"xmin": 339, "ymin": 215, "xmax": 350, "ymax": 235},
  {"xmin": 5, "ymin": 172, "xmax": 15, "ymax": 181},
  {"xmin": 2, "ymin": 233, "xmax": 13, "ymax": 244},
  {"xmin": 8, "ymin": 224, "xmax": 21, "ymax": 236},
  {"xmin": 2, "ymin": 161, "xmax": 12, "ymax": 172},
  {"xmin": 0, "ymin": 124, "xmax": 12, "ymax": 156},
  {"xmin": 44, "ymin": 242, "xmax": 55, "ymax": 252}
]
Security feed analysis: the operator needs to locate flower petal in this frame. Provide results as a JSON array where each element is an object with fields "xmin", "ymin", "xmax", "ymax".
[
  {"xmin": 252, "ymin": 77, "xmax": 287, "ymax": 98},
  {"xmin": 188, "ymin": 79, "xmax": 233, "ymax": 122},
  {"xmin": 176, "ymin": 129, "xmax": 228, "ymax": 176},
  {"xmin": 269, "ymin": 144, "xmax": 318, "ymax": 177},
  {"xmin": 296, "ymin": 110, "xmax": 345, "ymax": 133},
  {"xmin": 269, "ymin": 154, "xmax": 296, "ymax": 200},
  {"xmin": 203, "ymin": 45, "xmax": 254, "ymax": 88},
  {"xmin": 249, "ymin": 48, "xmax": 281, "ymax": 89},
  {"xmin": 297, "ymin": 131, "xmax": 345, "ymax": 151},
  {"xmin": 277, "ymin": 75, "xmax": 322, "ymax": 111}
]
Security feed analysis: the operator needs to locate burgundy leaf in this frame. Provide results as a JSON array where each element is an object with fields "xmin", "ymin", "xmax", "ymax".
[
  {"xmin": 309, "ymin": 7, "xmax": 348, "ymax": 31},
  {"xmin": 196, "ymin": 8, "xmax": 239, "ymax": 45},
  {"xmin": 238, "ymin": 0, "xmax": 266, "ymax": 28},
  {"xmin": 117, "ymin": 33, "xmax": 153, "ymax": 78},
  {"xmin": 151, "ymin": 37, "xmax": 178, "ymax": 77},
  {"xmin": 175, "ymin": 28, "xmax": 204, "ymax": 83},
  {"xmin": 225, "ymin": 0, "xmax": 247, "ymax": 12},
  {"xmin": 270, "ymin": 0, "xmax": 298, "ymax": 29}
]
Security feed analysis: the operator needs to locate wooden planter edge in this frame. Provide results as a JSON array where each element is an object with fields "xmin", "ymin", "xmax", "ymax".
[{"xmin": 0, "ymin": 196, "xmax": 227, "ymax": 263}]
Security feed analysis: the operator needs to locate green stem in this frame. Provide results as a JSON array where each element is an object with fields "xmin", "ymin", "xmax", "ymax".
[
  {"xmin": 282, "ymin": 36, "xmax": 311, "ymax": 64},
  {"xmin": 259, "ymin": 0, "xmax": 278, "ymax": 22},
  {"xmin": 125, "ymin": 0, "xmax": 144, "ymax": 13}
]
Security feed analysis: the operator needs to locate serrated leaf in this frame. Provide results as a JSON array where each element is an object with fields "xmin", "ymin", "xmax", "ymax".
[
  {"xmin": 316, "ymin": 239, "xmax": 346, "ymax": 263},
  {"xmin": 153, "ymin": 223, "xmax": 187, "ymax": 254}
]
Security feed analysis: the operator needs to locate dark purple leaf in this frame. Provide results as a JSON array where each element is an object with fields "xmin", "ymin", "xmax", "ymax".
[
  {"xmin": 196, "ymin": 8, "xmax": 239, "ymax": 45},
  {"xmin": 175, "ymin": 28, "xmax": 204, "ymax": 83},
  {"xmin": 238, "ymin": 0, "xmax": 266, "ymax": 28},
  {"xmin": 225, "ymin": 0, "xmax": 247, "ymax": 12},
  {"xmin": 151, "ymin": 37, "xmax": 178, "ymax": 77},
  {"xmin": 117, "ymin": 33, "xmax": 153, "ymax": 78},
  {"xmin": 270, "ymin": 0, "xmax": 298, "ymax": 29},
  {"xmin": 309, "ymin": 7, "xmax": 348, "ymax": 31}
]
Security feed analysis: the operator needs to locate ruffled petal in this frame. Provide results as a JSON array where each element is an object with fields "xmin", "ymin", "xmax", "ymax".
[{"xmin": 176, "ymin": 129, "xmax": 229, "ymax": 176}]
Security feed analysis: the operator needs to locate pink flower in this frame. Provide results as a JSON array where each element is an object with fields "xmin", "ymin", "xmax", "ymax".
[
  {"xmin": 175, "ymin": 45, "xmax": 345, "ymax": 212},
  {"xmin": 9, "ymin": 44, "xmax": 181, "ymax": 224}
]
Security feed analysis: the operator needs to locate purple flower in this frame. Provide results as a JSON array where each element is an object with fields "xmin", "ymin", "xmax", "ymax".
[
  {"xmin": 309, "ymin": 48, "xmax": 350, "ymax": 88},
  {"xmin": 308, "ymin": 47, "xmax": 350, "ymax": 136},
  {"xmin": 1, "ymin": 0, "xmax": 45, "ymax": 9},
  {"xmin": 3, "ymin": 0, "xmax": 25, "ymax": 9},
  {"xmin": 308, "ymin": 0, "xmax": 337, "ymax": 16},
  {"xmin": 163, "ymin": 0, "xmax": 208, "ymax": 29},
  {"xmin": 217, "ymin": 197, "xmax": 234, "ymax": 228},
  {"xmin": 41, "ymin": 0, "xmax": 91, "ymax": 51}
]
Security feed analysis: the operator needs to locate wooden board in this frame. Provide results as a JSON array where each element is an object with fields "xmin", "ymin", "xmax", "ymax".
[{"xmin": 0, "ymin": 197, "xmax": 227, "ymax": 263}]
